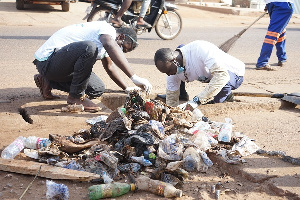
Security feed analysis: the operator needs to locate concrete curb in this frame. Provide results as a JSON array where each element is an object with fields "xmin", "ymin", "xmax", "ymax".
[{"xmin": 178, "ymin": 2, "xmax": 265, "ymax": 16}]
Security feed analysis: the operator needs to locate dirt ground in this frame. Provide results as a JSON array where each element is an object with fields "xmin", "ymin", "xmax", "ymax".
[{"xmin": 0, "ymin": 1, "xmax": 300, "ymax": 200}]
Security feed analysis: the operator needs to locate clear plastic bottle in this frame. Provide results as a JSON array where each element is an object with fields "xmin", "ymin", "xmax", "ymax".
[
  {"xmin": 135, "ymin": 175, "xmax": 182, "ymax": 198},
  {"xmin": 130, "ymin": 156, "xmax": 152, "ymax": 166},
  {"xmin": 1, "ymin": 136, "xmax": 26, "ymax": 159},
  {"xmin": 24, "ymin": 136, "xmax": 51, "ymax": 149},
  {"xmin": 88, "ymin": 182, "xmax": 136, "ymax": 200},
  {"xmin": 96, "ymin": 151, "xmax": 118, "ymax": 169},
  {"xmin": 218, "ymin": 118, "xmax": 233, "ymax": 142}
]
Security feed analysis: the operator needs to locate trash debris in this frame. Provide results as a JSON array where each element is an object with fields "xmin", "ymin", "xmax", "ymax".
[
  {"xmin": 61, "ymin": 104, "xmax": 84, "ymax": 113},
  {"xmin": 1, "ymin": 136, "xmax": 26, "ymax": 159},
  {"xmin": 135, "ymin": 175, "xmax": 182, "ymax": 198},
  {"xmin": 89, "ymin": 182, "xmax": 136, "ymax": 199},
  {"xmin": 1, "ymin": 90, "xmax": 269, "ymax": 198},
  {"xmin": 46, "ymin": 180, "xmax": 69, "ymax": 200}
]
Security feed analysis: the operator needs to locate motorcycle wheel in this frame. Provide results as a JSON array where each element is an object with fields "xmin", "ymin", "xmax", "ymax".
[
  {"xmin": 87, "ymin": 7, "xmax": 114, "ymax": 23},
  {"xmin": 155, "ymin": 10, "xmax": 182, "ymax": 40}
]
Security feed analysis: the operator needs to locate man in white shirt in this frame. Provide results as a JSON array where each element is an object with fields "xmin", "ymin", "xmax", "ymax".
[
  {"xmin": 256, "ymin": 0, "xmax": 294, "ymax": 71},
  {"xmin": 154, "ymin": 40, "xmax": 245, "ymax": 108},
  {"xmin": 33, "ymin": 21, "xmax": 152, "ymax": 111}
]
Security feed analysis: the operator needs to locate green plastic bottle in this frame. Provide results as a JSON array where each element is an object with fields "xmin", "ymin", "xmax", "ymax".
[{"xmin": 89, "ymin": 182, "xmax": 135, "ymax": 200}]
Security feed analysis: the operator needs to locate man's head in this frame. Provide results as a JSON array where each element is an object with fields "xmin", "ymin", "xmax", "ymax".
[
  {"xmin": 154, "ymin": 48, "xmax": 178, "ymax": 76},
  {"xmin": 116, "ymin": 27, "xmax": 138, "ymax": 53}
]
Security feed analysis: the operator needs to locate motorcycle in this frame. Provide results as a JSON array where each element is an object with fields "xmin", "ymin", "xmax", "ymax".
[{"xmin": 83, "ymin": 0, "xmax": 182, "ymax": 40}]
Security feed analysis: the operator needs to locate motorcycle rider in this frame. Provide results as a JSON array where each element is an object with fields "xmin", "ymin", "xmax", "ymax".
[
  {"xmin": 111, "ymin": 0, "xmax": 152, "ymax": 28},
  {"xmin": 33, "ymin": 21, "xmax": 152, "ymax": 112}
]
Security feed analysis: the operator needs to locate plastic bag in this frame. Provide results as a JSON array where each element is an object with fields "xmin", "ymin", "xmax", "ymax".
[
  {"xmin": 46, "ymin": 180, "xmax": 69, "ymax": 200},
  {"xmin": 158, "ymin": 134, "xmax": 183, "ymax": 161}
]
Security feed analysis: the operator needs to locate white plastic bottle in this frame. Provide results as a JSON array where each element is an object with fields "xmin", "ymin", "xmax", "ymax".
[
  {"xmin": 218, "ymin": 118, "xmax": 233, "ymax": 142},
  {"xmin": 24, "ymin": 136, "xmax": 51, "ymax": 149},
  {"xmin": 1, "ymin": 136, "xmax": 26, "ymax": 159}
]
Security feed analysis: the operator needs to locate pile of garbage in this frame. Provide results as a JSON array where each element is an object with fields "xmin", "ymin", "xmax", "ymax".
[{"xmin": 1, "ymin": 91, "xmax": 261, "ymax": 199}]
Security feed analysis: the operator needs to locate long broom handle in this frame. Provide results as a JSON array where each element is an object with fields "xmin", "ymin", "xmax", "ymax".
[{"xmin": 236, "ymin": 12, "xmax": 267, "ymax": 37}]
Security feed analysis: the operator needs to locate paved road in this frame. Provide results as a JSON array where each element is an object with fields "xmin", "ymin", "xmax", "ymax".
[{"xmin": 0, "ymin": 0, "xmax": 299, "ymax": 100}]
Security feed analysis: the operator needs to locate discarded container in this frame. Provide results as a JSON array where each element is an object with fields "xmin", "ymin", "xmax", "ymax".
[
  {"xmin": 218, "ymin": 118, "xmax": 233, "ymax": 142},
  {"xmin": 131, "ymin": 156, "xmax": 152, "ymax": 166},
  {"xmin": 61, "ymin": 104, "xmax": 84, "ymax": 112},
  {"xmin": 95, "ymin": 151, "xmax": 118, "ymax": 169},
  {"xmin": 182, "ymin": 147, "xmax": 203, "ymax": 172},
  {"xmin": 215, "ymin": 182, "xmax": 222, "ymax": 200},
  {"xmin": 24, "ymin": 136, "xmax": 51, "ymax": 149},
  {"xmin": 199, "ymin": 151, "xmax": 213, "ymax": 167},
  {"xmin": 88, "ymin": 182, "xmax": 135, "ymax": 200},
  {"xmin": 135, "ymin": 175, "xmax": 182, "ymax": 198},
  {"xmin": 46, "ymin": 180, "xmax": 69, "ymax": 200},
  {"xmin": 1, "ymin": 136, "xmax": 26, "ymax": 159}
]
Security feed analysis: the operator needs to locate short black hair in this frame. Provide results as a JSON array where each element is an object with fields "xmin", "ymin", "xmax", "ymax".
[
  {"xmin": 116, "ymin": 27, "xmax": 137, "ymax": 44},
  {"xmin": 154, "ymin": 48, "xmax": 173, "ymax": 65}
]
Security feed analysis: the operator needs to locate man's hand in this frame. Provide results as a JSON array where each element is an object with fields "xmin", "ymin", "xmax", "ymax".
[
  {"xmin": 125, "ymin": 86, "xmax": 141, "ymax": 94},
  {"xmin": 130, "ymin": 74, "xmax": 152, "ymax": 95}
]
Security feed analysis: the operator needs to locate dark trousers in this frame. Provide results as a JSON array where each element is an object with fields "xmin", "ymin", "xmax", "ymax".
[
  {"xmin": 34, "ymin": 41, "xmax": 105, "ymax": 98},
  {"xmin": 213, "ymin": 71, "xmax": 244, "ymax": 103}
]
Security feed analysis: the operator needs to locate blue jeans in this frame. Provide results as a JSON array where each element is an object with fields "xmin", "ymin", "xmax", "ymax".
[
  {"xmin": 35, "ymin": 41, "xmax": 105, "ymax": 98},
  {"xmin": 213, "ymin": 71, "xmax": 244, "ymax": 103}
]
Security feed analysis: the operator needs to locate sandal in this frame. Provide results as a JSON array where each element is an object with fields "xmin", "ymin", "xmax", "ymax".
[
  {"xmin": 111, "ymin": 19, "xmax": 128, "ymax": 28},
  {"xmin": 256, "ymin": 64, "xmax": 278, "ymax": 71},
  {"xmin": 136, "ymin": 22, "xmax": 152, "ymax": 29}
]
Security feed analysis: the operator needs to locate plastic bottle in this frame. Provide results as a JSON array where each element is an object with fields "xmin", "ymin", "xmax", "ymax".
[
  {"xmin": 1, "ymin": 136, "xmax": 26, "ymax": 159},
  {"xmin": 199, "ymin": 151, "xmax": 213, "ymax": 167},
  {"xmin": 218, "ymin": 118, "xmax": 233, "ymax": 142},
  {"xmin": 135, "ymin": 175, "xmax": 182, "ymax": 198},
  {"xmin": 24, "ymin": 136, "xmax": 51, "ymax": 149},
  {"xmin": 95, "ymin": 151, "xmax": 118, "ymax": 169},
  {"xmin": 182, "ymin": 147, "xmax": 202, "ymax": 172},
  {"xmin": 88, "ymin": 182, "xmax": 136, "ymax": 200},
  {"xmin": 130, "ymin": 156, "xmax": 152, "ymax": 166}
]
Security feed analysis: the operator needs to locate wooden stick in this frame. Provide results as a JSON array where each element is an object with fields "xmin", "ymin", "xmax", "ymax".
[{"xmin": 19, "ymin": 165, "xmax": 42, "ymax": 200}]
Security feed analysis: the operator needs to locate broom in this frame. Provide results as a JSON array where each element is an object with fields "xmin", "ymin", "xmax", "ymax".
[{"xmin": 218, "ymin": 12, "xmax": 267, "ymax": 53}]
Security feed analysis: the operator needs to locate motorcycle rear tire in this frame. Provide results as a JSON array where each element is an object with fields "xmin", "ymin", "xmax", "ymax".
[
  {"xmin": 155, "ymin": 10, "xmax": 182, "ymax": 40},
  {"xmin": 16, "ymin": 0, "xmax": 25, "ymax": 10},
  {"xmin": 87, "ymin": 7, "xmax": 114, "ymax": 23}
]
